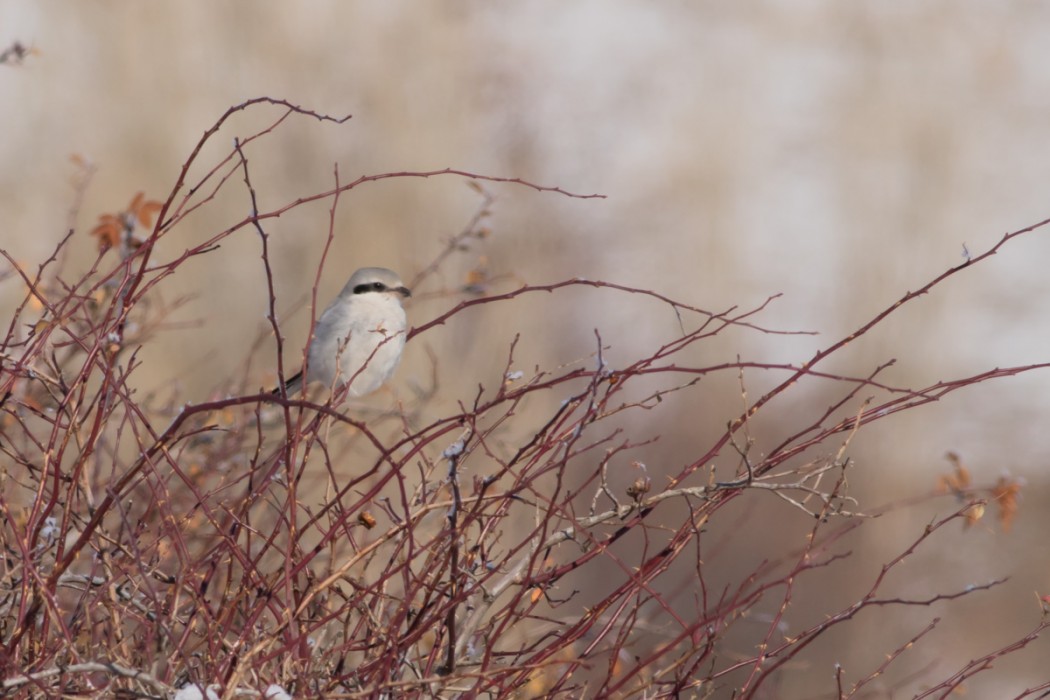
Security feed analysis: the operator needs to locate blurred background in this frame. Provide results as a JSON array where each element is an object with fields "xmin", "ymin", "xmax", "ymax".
[{"xmin": 3, "ymin": 2, "xmax": 1050, "ymax": 696}]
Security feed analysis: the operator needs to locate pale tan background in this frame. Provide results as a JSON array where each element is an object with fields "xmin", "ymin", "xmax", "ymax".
[{"xmin": 3, "ymin": 2, "xmax": 1050, "ymax": 696}]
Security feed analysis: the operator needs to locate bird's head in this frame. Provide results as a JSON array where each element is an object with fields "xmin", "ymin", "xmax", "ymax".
[{"xmin": 342, "ymin": 267, "xmax": 411, "ymax": 300}]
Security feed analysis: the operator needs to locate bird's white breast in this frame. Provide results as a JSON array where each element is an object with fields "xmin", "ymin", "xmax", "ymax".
[{"xmin": 306, "ymin": 292, "xmax": 407, "ymax": 396}]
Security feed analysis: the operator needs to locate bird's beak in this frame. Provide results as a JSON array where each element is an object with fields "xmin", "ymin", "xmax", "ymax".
[{"xmin": 396, "ymin": 286, "xmax": 412, "ymax": 298}]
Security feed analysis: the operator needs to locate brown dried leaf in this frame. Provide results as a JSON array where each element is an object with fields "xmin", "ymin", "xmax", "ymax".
[
  {"xmin": 136, "ymin": 200, "xmax": 163, "ymax": 228},
  {"xmin": 939, "ymin": 451, "xmax": 971, "ymax": 494},
  {"xmin": 27, "ymin": 289, "xmax": 44, "ymax": 311},
  {"xmin": 626, "ymin": 476, "xmax": 651, "ymax": 501},
  {"xmin": 90, "ymin": 214, "xmax": 123, "ymax": 251},
  {"xmin": 128, "ymin": 191, "xmax": 145, "ymax": 213},
  {"xmin": 465, "ymin": 268, "xmax": 488, "ymax": 286},
  {"xmin": 991, "ymin": 477, "xmax": 1021, "ymax": 533}
]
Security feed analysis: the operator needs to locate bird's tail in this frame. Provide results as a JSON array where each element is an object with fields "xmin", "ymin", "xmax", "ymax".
[{"xmin": 271, "ymin": 370, "xmax": 304, "ymax": 396}]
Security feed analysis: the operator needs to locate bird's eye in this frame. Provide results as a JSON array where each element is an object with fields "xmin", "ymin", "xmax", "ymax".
[{"xmin": 353, "ymin": 281, "xmax": 392, "ymax": 294}]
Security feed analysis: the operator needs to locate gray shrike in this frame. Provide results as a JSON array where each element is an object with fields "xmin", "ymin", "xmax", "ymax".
[{"xmin": 277, "ymin": 267, "xmax": 411, "ymax": 398}]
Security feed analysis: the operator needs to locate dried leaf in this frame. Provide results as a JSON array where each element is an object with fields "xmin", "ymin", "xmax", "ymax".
[
  {"xmin": 27, "ymin": 288, "xmax": 44, "ymax": 311},
  {"xmin": 990, "ymin": 477, "xmax": 1021, "ymax": 533},
  {"xmin": 938, "ymin": 452, "xmax": 971, "ymax": 494},
  {"xmin": 128, "ymin": 191, "xmax": 145, "ymax": 213},
  {"xmin": 963, "ymin": 502, "xmax": 985, "ymax": 529},
  {"xmin": 465, "ymin": 268, "xmax": 488, "ymax": 286},
  {"xmin": 89, "ymin": 193, "xmax": 162, "ymax": 253},
  {"xmin": 90, "ymin": 214, "xmax": 123, "ymax": 251},
  {"xmin": 626, "ymin": 476, "xmax": 651, "ymax": 501},
  {"xmin": 136, "ymin": 200, "xmax": 163, "ymax": 228}
]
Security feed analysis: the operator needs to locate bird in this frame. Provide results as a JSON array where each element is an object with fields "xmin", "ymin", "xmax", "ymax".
[{"xmin": 275, "ymin": 267, "xmax": 411, "ymax": 398}]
